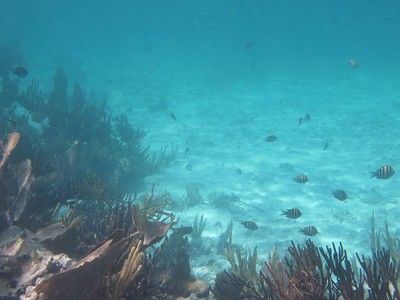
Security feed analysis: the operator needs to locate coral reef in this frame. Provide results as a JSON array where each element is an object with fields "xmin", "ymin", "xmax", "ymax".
[
  {"xmin": 0, "ymin": 57, "xmax": 181, "ymax": 298},
  {"xmin": 0, "ymin": 65, "xmax": 176, "ymax": 233},
  {"xmin": 132, "ymin": 229, "xmax": 195, "ymax": 298},
  {"xmin": 191, "ymin": 214, "xmax": 207, "ymax": 242},
  {"xmin": 214, "ymin": 238, "xmax": 400, "ymax": 300},
  {"xmin": 217, "ymin": 220, "xmax": 234, "ymax": 255},
  {"xmin": 5, "ymin": 49, "xmax": 400, "ymax": 300}
]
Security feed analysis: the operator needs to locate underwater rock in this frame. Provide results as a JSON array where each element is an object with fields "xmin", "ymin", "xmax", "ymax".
[
  {"xmin": 179, "ymin": 279, "xmax": 210, "ymax": 298},
  {"xmin": 19, "ymin": 251, "xmax": 74, "ymax": 290},
  {"xmin": 0, "ymin": 224, "xmax": 75, "ymax": 298}
]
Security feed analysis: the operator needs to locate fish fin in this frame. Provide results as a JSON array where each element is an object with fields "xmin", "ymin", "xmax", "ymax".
[{"xmin": 369, "ymin": 171, "xmax": 376, "ymax": 178}]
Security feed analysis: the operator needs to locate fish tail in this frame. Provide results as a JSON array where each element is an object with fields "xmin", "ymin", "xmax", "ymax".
[{"xmin": 369, "ymin": 171, "xmax": 376, "ymax": 178}]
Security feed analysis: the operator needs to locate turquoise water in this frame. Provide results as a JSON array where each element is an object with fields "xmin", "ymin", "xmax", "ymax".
[{"xmin": 1, "ymin": 0, "xmax": 400, "ymax": 289}]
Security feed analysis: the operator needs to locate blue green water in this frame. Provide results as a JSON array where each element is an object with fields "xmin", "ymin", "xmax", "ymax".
[{"xmin": 1, "ymin": 0, "xmax": 400, "ymax": 282}]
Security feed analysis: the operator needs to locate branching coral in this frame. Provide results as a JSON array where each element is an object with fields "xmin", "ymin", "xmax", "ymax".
[
  {"xmin": 215, "ymin": 239, "xmax": 396, "ymax": 300},
  {"xmin": 320, "ymin": 242, "xmax": 364, "ymax": 299},
  {"xmin": 0, "ymin": 65, "xmax": 174, "ymax": 222},
  {"xmin": 226, "ymin": 246, "xmax": 258, "ymax": 282},
  {"xmin": 217, "ymin": 220, "xmax": 233, "ymax": 255},
  {"xmin": 137, "ymin": 229, "xmax": 192, "ymax": 298},
  {"xmin": 191, "ymin": 213, "xmax": 206, "ymax": 242},
  {"xmin": 113, "ymin": 240, "xmax": 144, "ymax": 300},
  {"xmin": 356, "ymin": 249, "xmax": 400, "ymax": 300}
]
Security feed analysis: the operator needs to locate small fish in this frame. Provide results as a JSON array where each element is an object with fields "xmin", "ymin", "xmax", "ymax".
[
  {"xmin": 293, "ymin": 175, "xmax": 309, "ymax": 183},
  {"xmin": 244, "ymin": 42, "xmax": 253, "ymax": 50},
  {"xmin": 214, "ymin": 221, "xmax": 223, "ymax": 230},
  {"xmin": 264, "ymin": 135, "xmax": 277, "ymax": 143},
  {"xmin": 298, "ymin": 117, "xmax": 303, "ymax": 126},
  {"xmin": 236, "ymin": 168, "xmax": 243, "ymax": 175},
  {"xmin": 299, "ymin": 226, "xmax": 318, "ymax": 236},
  {"xmin": 240, "ymin": 220, "xmax": 258, "ymax": 231},
  {"xmin": 323, "ymin": 142, "xmax": 329, "ymax": 151},
  {"xmin": 370, "ymin": 165, "xmax": 395, "ymax": 179},
  {"xmin": 170, "ymin": 113, "xmax": 176, "ymax": 120},
  {"xmin": 304, "ymin": 113, "xmax": 311, "ymax": 121},
  {"xmin": 349, "ymin": 59, "xmax": 359, "ymax": 68},
  {"xmin": 172, "ymin": 226, "xmax": 193, "ymax": 236},
  {"xmin": 185, "ymin": 146, "xmax": 189, "ymax": 156},
  {"xmin": 13, "ymin": 66, "xmax": 28, "ymax": 77},
  {"xmin": 332, "ymin": 189, "xmax": 347, "ymax": 201},
  {"xmin": 282, "ymin": 208, "xmax": 302, "ymax": 219}
]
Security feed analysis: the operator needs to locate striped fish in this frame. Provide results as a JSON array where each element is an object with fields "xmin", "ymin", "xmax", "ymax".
[
  {"xmin": 13, "ymin": 66, "xmax": 28, "ymax": 77},
  {"xmin": 370, "ymin": 165, "xmax": 395, "ymax": 179},
  {"xmin": 332, "ymin": 189, "xmax": 347, "ymax": 201},
  {"xmin": 299, "ymin": 226, "xmax": 318, "ymax": 236},
  {"xmin": 240, "ymin": 220, "xmax": 258, "ymax": 231},
  {"xmin": 293, "ymin": 175, "xmax": 309, "ymax": 183},
  {"xmin": 264, "ymin": 135, "xmax": 277, "ymax": 143},
  {"xmin": 282, "ymin": 208, "xmax": 302, "ymax": 219}
]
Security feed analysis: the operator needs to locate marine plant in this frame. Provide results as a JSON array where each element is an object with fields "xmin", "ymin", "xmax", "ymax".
[
  {"xmin": 0, "ymin": 65, "xmax": 176, "ymax": 234},
  {"xmin": 226, "ymin": 246, "xmax": 258, "ymax": 281},
  {"xmin": 370, "ymin": 215, "xmax": 400, "ymax": 262},
  {"xmin": 133, "ymin": 229, "xmax": 193, "ymax": 298},
  {"xmin": 191, "ymin": 213, "xmax": 207, "ymax": 242},
  {"xmin": 113, "ymin": 240, "xmax": 144, "ymax": 300},
  {"xmin": 214, "ymin": 239, "xmax": 400, "ymax": 300},
  {"xmin": 217, "ymin": 219, "xmax": 233, "ymax": 255}
]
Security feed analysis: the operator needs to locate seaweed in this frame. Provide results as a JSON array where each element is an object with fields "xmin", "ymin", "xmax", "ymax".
[
  {"xmin": 0, "ymin": 66, "xmax": 176, "ymax": 234},
  {"xmin": 320, "ymin": 242, "xmax": 364, "ymax": 299},
  {"xmin": 191, "ymin": 213, "xmax": 206, "ymax": 242},
  {"xmin": 113, "ymin": 240, "xmax": 144, "ymax": 300},
  {"xmin": 356, "ymin": 249, "xmax": 400, "ymax": 300},
  {"xmin": 217, "ymin": 220, "xmax": 233, "ymax": 255},
  {"xmin": 136, "ymin": 229, "xmax": 192, "ymax": 298}
]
